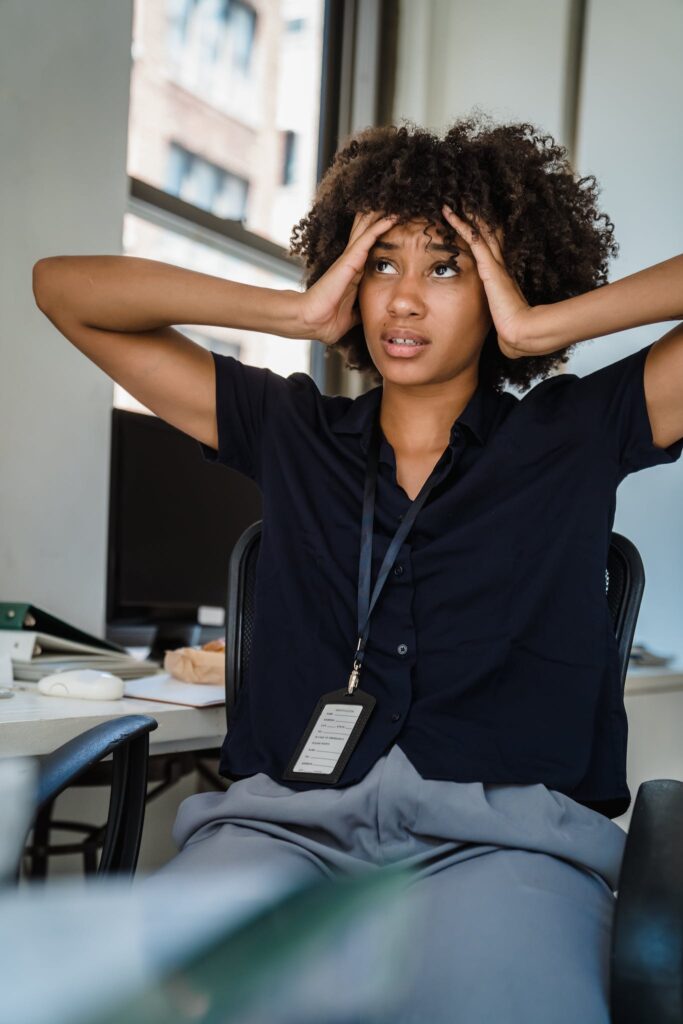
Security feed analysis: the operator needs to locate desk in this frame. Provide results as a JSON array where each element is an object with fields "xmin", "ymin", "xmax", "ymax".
[
  {"xmin": 0, "ymin": 684, "xmax": 226, "ymax": 758},
  {"xmin": 1, "ymin": 668, "xmax": 681, "ymax": 760},
  {"xmin": 2, "ymin": 669, "xmax": 682, "ymax": 863},
  {"xmin": 623, "ymin": 664, "xmax": 683, "ymax": 695},
  {"xmin": 616, "ymin": 665, "xmax": 683, "ymax": 828}
]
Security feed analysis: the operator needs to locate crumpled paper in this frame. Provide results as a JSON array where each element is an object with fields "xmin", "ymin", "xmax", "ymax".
[{"xmin": 163, "ymin": 638, "xmax": 225, "ymax": 685}]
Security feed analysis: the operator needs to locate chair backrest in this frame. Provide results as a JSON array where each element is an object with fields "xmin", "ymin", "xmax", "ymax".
[
  {"xmin": 224, "ymin": 519, "xmax": 262, "ymax": 728},
  {"xmin": 224, "ymin": 522, "xmax": 646, "ymax": 728},
  {"xmin": 606, "ymin": 532, "xmax": 646, "ymax": 692}
]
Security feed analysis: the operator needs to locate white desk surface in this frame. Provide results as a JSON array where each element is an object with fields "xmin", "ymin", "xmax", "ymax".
[
  {"xmin": 0, "ymin": 684, "xmax": 226, "ymax": 758},
  {"xmin": 624, "ymin": 664, "xmax": 683, "ymax": 695},
  {"xmin": 0, "ymin": 666, "xmax": 680, "ymax": 761}
]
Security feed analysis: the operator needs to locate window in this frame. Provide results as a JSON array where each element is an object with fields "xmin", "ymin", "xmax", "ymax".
[
  {"xmin": 166, "ymin": 143, "xmax": 249, "ymax": 219},
  {"xmin": 125, "ymin": 0, "xmax": 325, "ymax": 410},
  {"xmin": 116, "ymin": 213, "xmax": 309, "ymax": 414},
  {"xmin": 166, "ymin": 0, "xmax": 257, "ymax": 84},
  {"xmin": 281, "ymin": 130, "xmax": 298, "ymax": 186}
]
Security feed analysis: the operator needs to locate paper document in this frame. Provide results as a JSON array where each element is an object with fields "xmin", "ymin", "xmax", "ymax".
[{"xmin": 124, "ymin": 673, "xmax": 225, "ymax": 707}]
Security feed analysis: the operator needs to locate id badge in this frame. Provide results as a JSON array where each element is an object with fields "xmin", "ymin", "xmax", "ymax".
[{"xmin": 282, "ymin": 687, "xmax": 376, "ymax": 784}]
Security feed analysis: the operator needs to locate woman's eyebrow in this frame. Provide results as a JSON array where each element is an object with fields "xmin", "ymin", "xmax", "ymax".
[{"xmin": 370, "ymin": 240, "xmax": 471, "ymax": 256}]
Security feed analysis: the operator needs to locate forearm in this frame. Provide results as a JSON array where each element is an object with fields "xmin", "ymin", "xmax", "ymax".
[
  {"xmin": 525, "ymin": 253, "xmax": 683, "ymax": 351},
  {"xmin": 32, "ymin": 255, "xmax": 306, "ymax": 338}
]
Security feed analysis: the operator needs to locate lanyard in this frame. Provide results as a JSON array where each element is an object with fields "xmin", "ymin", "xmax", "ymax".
[
  {"xmin": 347, "ymin": 408, "xmax": 444, "ymax": 694},
  {"xmin": 283, "ymin": 406, "xmax": 448, "ymax": 785}
]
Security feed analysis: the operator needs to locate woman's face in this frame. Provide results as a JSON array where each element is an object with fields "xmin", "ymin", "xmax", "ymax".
[{"xmin": 357, "ymin": 216, "xmax": 493, "ymax": 386}]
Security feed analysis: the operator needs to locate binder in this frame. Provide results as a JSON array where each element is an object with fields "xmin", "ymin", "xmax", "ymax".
[
  {"xmin": 0, "ymin": 602, "xmax": 125, "ymax": 653},
  {"xmin": 0, "ymin": 602, "xmax": 162, "ymax": 682}
]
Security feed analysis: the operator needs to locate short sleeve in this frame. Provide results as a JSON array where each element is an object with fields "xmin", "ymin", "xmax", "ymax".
[
  {"xmin": 199, "ymin": 352, "xmax": 290, "ymax": 481},
  {"xmin": 572, "ymin": 341, "xmax": 683, "ymax": 479}
]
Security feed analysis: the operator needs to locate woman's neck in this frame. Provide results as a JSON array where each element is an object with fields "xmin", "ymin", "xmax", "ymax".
[{"xmin": 379, "ymin": 375, "xmax": 478, "ymax": 455}]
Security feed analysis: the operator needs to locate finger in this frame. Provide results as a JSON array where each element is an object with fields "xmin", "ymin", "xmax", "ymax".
[
  {"xmin": 347, "ymin": 210, "xmax": 375, "ymax": 247},
  {"xmin": 480, "ymin": 221, "xmax": 505, "ymax": 264},
  {"xmin": 467, "ymin": 214, "xmax": 506, "ymax": 266},
  {"xmin": 340, "ymin": 213, "xmax": 399, "ymax": 282},
  {"xmin": 450, "ymin": 207, "xmax": 493, "ymax": 251},
  {"xmin": 349, "ymin": 210, "xmax": 395, "ymax": 247},
  {"xmin": 442, "ymin": 206, "xmax": 493, "ymax": 265},
  {"xmin": 441, "ymin": 205, "xmax": 477, "ymax": 245},
  {"xmin": 443, "ymin": 206, "xmax": 503, "ymax": 268},
  {"xmin": 352, "ymin": 213, "xmax": 398, "ymax": 258},
  {"xmin": 492, "ymin": 224, "xmax": 505, "ymax": 251}
]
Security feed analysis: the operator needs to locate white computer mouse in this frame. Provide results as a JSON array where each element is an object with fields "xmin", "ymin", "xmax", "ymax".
[{"xmin": 37, "ymin": 668, "xmax": 125, "ymax": 701}]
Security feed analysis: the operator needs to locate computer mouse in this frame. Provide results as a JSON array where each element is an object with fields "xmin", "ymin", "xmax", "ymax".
[{"xmin": 37, "ymin": 668, "xmax": 124, "ymax": 701}]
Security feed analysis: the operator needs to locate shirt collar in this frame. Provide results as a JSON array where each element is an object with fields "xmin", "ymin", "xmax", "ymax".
[{"xmin": 330, "ymin": 379, "xmax": 500, "ymax": 454}]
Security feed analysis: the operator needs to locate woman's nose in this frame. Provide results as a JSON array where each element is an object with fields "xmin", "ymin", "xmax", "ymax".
[{"xmin": 386, "ymin": 276, "xmax": 426, "ymax": 316}]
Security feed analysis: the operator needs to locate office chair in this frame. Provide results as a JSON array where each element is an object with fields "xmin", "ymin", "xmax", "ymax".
[
  {"xmin": 225, "ymin": 521, "xmax": 683, "ymax": 1024},
  {"xmin": 25, "ymin": 739, "xmax": 225, "ymax": 878},
  {"xmin": 16, "ymin": 714, "xmax": 158, "ymax": 881}
]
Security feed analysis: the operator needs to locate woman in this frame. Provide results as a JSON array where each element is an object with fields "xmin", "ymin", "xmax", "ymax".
[{"xmin": 33, "ymin": 114, "xmax": 683, "ymax": 1022}]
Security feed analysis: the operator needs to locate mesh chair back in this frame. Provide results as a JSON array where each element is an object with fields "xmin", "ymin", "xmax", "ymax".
[
  {"xmin": 606, "ymin": 532, "xmax": 646, "ymax": 692},
  {"xmin": 225, "ymin": 520, "xmax": 262, "ymax": 729},
  {"xmin": 225, "ymin": 522, "xmax": 646, "ymax": 728}
]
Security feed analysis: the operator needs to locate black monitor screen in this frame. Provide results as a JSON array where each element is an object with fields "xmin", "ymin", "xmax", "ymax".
[{"xmin": 106, "ymin": 408, "xmax": 262, "ymax": 647}]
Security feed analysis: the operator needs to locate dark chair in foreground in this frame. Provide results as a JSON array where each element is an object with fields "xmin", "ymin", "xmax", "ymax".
[
  {"xmin": 24, "ymin": 729, "xmax": 223, "ymax": 878},
  {"xmin": 225, "ymin": 521, "xmax": 683, "ymax": 1024},
  {"xmin": 18, "ymin": 715, "xmax": 158, "ymax": 880}
]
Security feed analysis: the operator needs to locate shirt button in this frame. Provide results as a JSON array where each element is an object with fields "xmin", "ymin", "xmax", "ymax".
[
  {"xmin": 391, "ymin": 712, "xmax": 401, "ymax": 723},
  {"xmin": 398, "ymin": 513, "xmax": 404, "ymax": 521},
  {"xmin": 393, "ymin": 564, "xmax": 404, "ymax": 577},
  {"xmin": 397, "ymin": 643, "xmax": 408, "ymax": 656}
]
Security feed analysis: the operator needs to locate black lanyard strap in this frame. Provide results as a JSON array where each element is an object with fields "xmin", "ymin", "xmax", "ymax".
[{"xmin": 348, "ymin": 409, "xmax": 442, "ymax": 692}]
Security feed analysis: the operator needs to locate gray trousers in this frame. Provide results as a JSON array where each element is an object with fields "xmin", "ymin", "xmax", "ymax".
[{"xmin": 155, "ymin": 742, "xmax": 627, "ymax": 1023}]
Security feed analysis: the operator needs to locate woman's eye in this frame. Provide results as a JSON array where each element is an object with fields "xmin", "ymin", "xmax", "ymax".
[
  {"xmin": 433, "ymin": 262, "xmax": 459, "ymax": 278},
  {"xmin": 373, "ymin": 259, "xmax": 459, "ymax": 277}
]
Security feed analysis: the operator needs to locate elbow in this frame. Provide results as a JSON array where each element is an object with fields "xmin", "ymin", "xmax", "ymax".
[{"xmin": 32, "ymin": 257, "xmax": 64, "ymax": 311}]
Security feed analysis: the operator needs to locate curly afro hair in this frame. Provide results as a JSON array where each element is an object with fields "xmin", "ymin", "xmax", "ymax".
[{"xmin": 289, "ymin": 112, "xmax": 618, "ymax": 393}]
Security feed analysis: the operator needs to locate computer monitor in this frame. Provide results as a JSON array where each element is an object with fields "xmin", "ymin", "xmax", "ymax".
[{"xmin": 106, "ymin": 408, "xmax": 262, "ymax": 660}]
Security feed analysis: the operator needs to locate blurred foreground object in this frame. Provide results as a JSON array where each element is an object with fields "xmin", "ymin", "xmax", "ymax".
[{"xmin": 0, "ymin": 865, "xmax": 416, "ymax": 1024}]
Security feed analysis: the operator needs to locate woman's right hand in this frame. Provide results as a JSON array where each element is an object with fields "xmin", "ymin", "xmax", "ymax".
[{"xmin": 298, "ymin": 210, "xmax": 398, "ymax": 346}]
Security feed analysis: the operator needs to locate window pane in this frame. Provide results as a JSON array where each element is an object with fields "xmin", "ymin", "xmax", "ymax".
[
  {"xmin": 114, "ymin": 212, "xmax": 309, "ymax": 414},
  {"xmin": 128, "ymin": 0, "xmax": 325, "ymax": 250}
]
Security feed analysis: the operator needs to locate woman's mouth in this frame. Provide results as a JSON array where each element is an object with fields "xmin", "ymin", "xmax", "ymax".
[{"xmin": 382, "ymin": 337, "xmax": 431, "ymax": 358}]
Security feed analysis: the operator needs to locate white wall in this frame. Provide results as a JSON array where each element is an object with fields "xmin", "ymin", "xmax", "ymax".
[
  {"xmin": 394, "ymin": 0, "xmax": 572, "ymax": 140},
  {"xmin": 392, "ymin": 0, "xmax": 683, "ymax": 823},
  {"xmin": 573, "ymin": 0, "xmax": 683, "ymax": 663},
  {"xmin": 0, "ymin": 0, "xmax": 133, "ymax": 636},
  {"xmin": 0, "ymin": 1, "xmax": 205, "ymax": 876},
  {"xmin": 393, "ymin": 0, "xmax": 683, "ymax": 665}
]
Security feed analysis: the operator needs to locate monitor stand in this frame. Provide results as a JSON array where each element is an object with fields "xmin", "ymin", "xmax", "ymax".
[{"xmin": 146, "ymin": 622, "xmax": 202, "ymax": 664}]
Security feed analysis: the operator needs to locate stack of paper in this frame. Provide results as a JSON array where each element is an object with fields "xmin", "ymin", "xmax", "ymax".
[{"xmin": 0, "ymin": 631, "xmax": 163, "ymax": 682}]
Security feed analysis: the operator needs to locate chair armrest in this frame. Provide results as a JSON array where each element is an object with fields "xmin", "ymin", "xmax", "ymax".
[
  {"xmin": 36, "ymin": 715, "xmax": 158, "ymax": 811},
  {"xmin": 610, "ymin": 778, "xmax": 683, "ymax": 1024},
  {"xmin": 34, "ymin": 715, "xmax": 158, "ymax": 877}
]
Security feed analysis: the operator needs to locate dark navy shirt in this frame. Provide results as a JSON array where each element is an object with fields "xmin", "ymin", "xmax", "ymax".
[{"xmin": 200, "ymin": 341, "xmax": 682, "ymax": 818}]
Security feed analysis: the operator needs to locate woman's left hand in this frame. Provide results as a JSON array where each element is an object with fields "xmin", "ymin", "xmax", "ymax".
[{"xmin": 441, "ymin": 204, "xmax": 545, "ymax": 359}]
